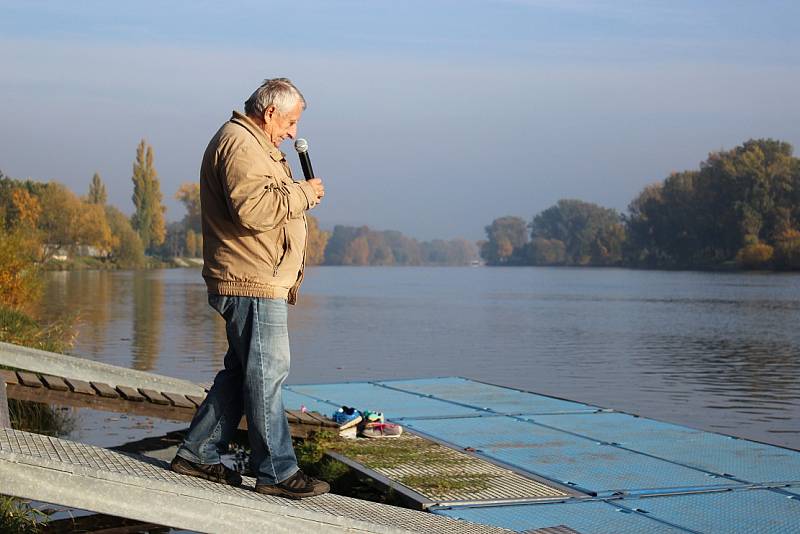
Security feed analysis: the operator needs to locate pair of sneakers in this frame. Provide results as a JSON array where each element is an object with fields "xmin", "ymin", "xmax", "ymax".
[
  {"xmin": 332, "ymin": 406, "xmax": 363, "ymax": 429},
  {"xmin": 170, "ymin": 456, "xmax": 329, "ymax": 500}
]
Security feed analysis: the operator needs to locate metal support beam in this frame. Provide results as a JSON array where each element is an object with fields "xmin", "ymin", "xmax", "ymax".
[{"xmin": 0, "ymin": 379, "xmax": 10, "ymax": 428}]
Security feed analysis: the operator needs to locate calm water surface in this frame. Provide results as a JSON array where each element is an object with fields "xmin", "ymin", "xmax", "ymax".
[{"xmin": 39, "ymin": 267, "xmax": 800, "ymax": 449}]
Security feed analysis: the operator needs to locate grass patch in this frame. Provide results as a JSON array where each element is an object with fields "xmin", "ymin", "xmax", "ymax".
[
  {"xmin": 295, "ymin": 431, "xmax": 496, "ymax": 500},
  {"xmin": 398, "ymin": 473, "xmax": 492, "ymax": 496},
  {"xmin": 0, "ymin": 497, "xmax": 46, "ymax": 534},
  {"xmin": 329, "ymin": 435, "xmax": 465, "ymax": 470},
  {"xmin": 0, "ymin": 306, "xmax": 74, "ymax": 353}
]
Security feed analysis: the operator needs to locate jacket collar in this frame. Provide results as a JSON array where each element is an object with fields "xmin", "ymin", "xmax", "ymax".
[{"xmin": 230, "ymin": 111, "xmax": 285, "ymax": 161}]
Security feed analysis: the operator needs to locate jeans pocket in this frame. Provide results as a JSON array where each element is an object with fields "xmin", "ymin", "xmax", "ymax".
[{"xmin": 208, "ymin": 293, "xmax": 230, "ymax": 315}]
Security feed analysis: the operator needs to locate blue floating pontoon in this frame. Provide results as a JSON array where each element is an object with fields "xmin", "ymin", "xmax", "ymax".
[{"xmin": 283, "ymin": 377, "xmax": 800, "ymax": 533}]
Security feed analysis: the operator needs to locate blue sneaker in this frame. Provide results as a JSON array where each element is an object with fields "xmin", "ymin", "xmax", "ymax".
[{"xmin": 333, "ymin": 406, "xmax": 362, "ymax": 429}]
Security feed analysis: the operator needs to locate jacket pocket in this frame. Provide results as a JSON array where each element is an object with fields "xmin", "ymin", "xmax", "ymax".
[{"xmin": 272, "ymin": 226, "xmax": 288, "ymax": 276}]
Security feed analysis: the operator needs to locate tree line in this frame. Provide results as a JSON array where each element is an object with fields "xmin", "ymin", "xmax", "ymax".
[
  {"xmin": 1, "ymin": 139, "xmax": 477, "ymax": 270},
  {"xmin": 323, "ymin": 226, "xmax": 477, "ymax": 266},
  {"xmin": 480, "ymin": 138, "xmax": 800, "ymax": 270}
]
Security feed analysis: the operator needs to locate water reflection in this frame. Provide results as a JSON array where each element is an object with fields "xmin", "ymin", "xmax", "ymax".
[
  {"xmin": 37, "ymin": 267, "xmax": 800, "ymax": 450},
  {"xmin": 132, "ymin": 272, "xmax": 164, "ymax": 371}
]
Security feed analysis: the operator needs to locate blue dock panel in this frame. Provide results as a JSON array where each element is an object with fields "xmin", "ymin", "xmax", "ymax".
[
  {"xmin": 286, "ymin": 382, "xmax": 484, "ymax": 419},
  {"xmin": 436, "ymin": 500, "xmax": 687, "ymax": 533},
  {"xmin": 288, "ymin": 377, "xmax": 800, "ymax": 532},
  {"xmin": 625, "ymin": 489, "xmax": 800, "ymax": 534},
  {"xmin": 403, "ymin": 416, "xmax": 738, "ymax": 495},
  {"xmin": 533, "ymin": 412, "xmax": 800, "ymax": 484},
  {"xmin": 378, "ymin": 377, "xmax": 600, "ymax": 415}
]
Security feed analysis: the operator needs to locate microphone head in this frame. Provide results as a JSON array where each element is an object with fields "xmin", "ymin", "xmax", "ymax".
[{"xmin": 294, "ymin": 138, "xmax": 309, "ymax": 153}]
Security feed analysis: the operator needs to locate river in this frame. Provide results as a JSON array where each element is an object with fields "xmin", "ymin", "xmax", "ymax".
[{"xmin": 38, "ymin": 266, "xmax": 800, "ymax": 450}]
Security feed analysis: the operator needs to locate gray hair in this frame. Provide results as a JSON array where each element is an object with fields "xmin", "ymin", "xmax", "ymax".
[{"xmin": 244, "ymin": 78, "xmax": 306, "ymax": 117}]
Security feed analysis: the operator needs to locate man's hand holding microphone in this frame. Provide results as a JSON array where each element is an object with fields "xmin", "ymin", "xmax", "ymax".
[{"xmin": 295, "ymin": 138, "xmax": 324, "ymax": 202}]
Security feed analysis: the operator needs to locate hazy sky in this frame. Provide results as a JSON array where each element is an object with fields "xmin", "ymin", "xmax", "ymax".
[{"xmin": 1, "ymin": 1, "xmax": 799, "ymax": 240}]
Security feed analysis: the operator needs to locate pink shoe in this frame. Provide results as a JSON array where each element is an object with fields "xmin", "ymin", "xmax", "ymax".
[{"xmin": 360, "ymin": 422, "xmax": 403, "ymax": 438}]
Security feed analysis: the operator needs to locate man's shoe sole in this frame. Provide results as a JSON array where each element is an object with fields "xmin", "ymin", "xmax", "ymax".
[
  {"xmin": 255, "ymin": 482, "xmax": 330, "ymax": 500},
  {"xmin": 171, "ymin": 459, "xmax": 242, "ymax": 487}
]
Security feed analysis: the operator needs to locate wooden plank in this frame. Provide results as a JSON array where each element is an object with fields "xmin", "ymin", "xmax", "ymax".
[
  {"xmin": 0, "ymin": 380, "xmax": 9, "ymax": 428},
  {"xmin": 6, "ymin": 383, "xmax": 196, "ymax": 423},
  {"xmin": 64, "ymin": 378, "xmax": 95, "ymax": 396},
  {"xmin": 16, "ymin": 371, "xmax": 43, "ymax": 388},
  {"xmin": 285, "ymin": 410, "xmax": 300, "ymax": 423},
  {"xmin": 139, "ymin": 388, "xmax": 170, "ymax": 405},
  {"xmin": 116, "ymin": 385, "xmax": 145, "ymax": 402},
  {"xmin": 40, "ymin": 375, "xmax": 70, "ymax": 392},
  {"xmin": 186, "ymin": 394, "xmax": 205, "ymax": 408},
  {"xmin": 297, "ymin": 410, "xmax": 323, "ymax": 426},
  {"xmin": 303, "ymin": 411, "xmax": 339, "ymax": 427},
  {"xmin": 1, "ymin": 369, "xmax": 19, "ymax": 385},
  {"xmin": 92, "ymin": 382, "xmax": 120, "ymax": 398},
  {"xmin": 3, "ymin": 384, "xmax": 309, "ymax": 438},
  {"xmin": 161, "ymin": 392, "xmax": 195, "ymax": 409}
]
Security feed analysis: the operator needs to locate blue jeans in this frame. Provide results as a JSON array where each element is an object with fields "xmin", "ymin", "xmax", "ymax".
[{"xmin": 176, "ymin": 294, "xmax": 298, "ymax": 485}]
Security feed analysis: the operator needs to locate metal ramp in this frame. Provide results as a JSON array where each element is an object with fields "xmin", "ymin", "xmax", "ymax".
[{"xmin": 0, "ymin": 428, "xmax": 513, "ymax": 534}]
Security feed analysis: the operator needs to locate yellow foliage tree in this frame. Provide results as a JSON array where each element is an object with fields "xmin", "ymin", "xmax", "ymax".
[
  {"xmin": 306, "ymin": 215, "xmax": 329, "ymax": 266},
  {"xmin": 175, "ymin": 182, "xmax": 201, "ymax": 233},
  {"xmin": 736, "ymin": 242, "xmax": 774, "ymax": 269},
  {"xmin": 11, "ymin": 189, "xmax": 42, "ymax": 228},
  {"xmin": 185, "ymin": 229, "xmax": 197, "ymax": 257},
  {"xmin": 38, "ymin": 182, "xmax": 114, "ymax": 257}
]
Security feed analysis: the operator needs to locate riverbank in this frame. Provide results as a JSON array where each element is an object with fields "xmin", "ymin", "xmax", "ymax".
[{"xmin": 41, "ymin": 256, "xmax": 204, "ymax": 271}]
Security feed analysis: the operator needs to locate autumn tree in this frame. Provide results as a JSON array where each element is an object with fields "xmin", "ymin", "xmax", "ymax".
[
  {"xmin": 175, "ymin": 182, "xmax": 201, "ymax": 233},
  {"xmin": 305, "ymin": 215, "xmax": 329, "ymax": 266},
  {"xmin": 38, "ymin": 182, "xmax": 114, "ymax": 255},
  {"xmin": 0, "ymin": 186, "xmax": 43, "ymax": 310},
  {"xmin": 185, "ymin": 229, "xmax": 198, "ymax": 257},
  {"xmin": 105, "ymin": 206, "xmax": 145, "ymax": 268},
  {"xmin": 625, "ymin": 139, "xmax": 800, "ymax": 268},
  {"xmin": 530, "ymin": 199, "xmax": 625, "ymax": 266},
  {"xmin": 11, "ymin": 189, "xmax": 41, "ymax": 228},
  {"xmin": 131, "ymin": 139, "xmax": 166, "ymax": 253},
  {"xmin": 87, "ymin": 172, "xmax": 107, "ymax": 205},
  {"xmin": 480, "ymin": 216, "xmax": 528, "ymax": 265}
]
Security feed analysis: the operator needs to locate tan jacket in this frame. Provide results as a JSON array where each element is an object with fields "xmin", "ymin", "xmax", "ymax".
[{"xmin": 200, "ymin": 111, "xmax": 319, "ymax": 304}]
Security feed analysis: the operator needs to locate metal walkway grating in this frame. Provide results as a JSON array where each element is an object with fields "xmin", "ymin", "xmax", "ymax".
[
  {"xmin": 329, "ymin": 434, "xmax": 573, "ymax": 507},
  {"xmin": 0, "ymin": 428, "xmax": 514, "ymax": 534}
]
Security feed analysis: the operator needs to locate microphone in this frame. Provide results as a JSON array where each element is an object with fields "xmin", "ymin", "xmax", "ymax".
[{"xmin": 293, "ymin": 138, "xmax": 315, "ymax": 180}]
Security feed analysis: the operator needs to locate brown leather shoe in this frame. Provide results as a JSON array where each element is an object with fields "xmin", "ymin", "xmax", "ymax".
[
  {"xmin": 255, "ymin": 470, "xmax": 330, "ymax": 499},
  {"xmin": 170, "ymin": 456, "xmax": 242, "ymax": 486}
]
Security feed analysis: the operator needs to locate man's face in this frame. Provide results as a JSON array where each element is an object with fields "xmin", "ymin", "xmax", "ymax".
[{"xmin": 263, "ymin": 100, "xmax": 303, "ymax": 148}]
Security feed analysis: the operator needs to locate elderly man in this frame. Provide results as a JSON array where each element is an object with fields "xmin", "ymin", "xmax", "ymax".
[{"xmin": 171, "ymin": 78, "xmax": 329, "ymax": 499}]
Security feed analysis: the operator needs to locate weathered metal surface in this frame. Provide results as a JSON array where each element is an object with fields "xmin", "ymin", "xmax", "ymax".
[
  {"xmin": 621, "ymin": 489, "xmax": 800, "ymax": 534},
  {"xmin": 533, "ymin": 412, "xmax": 800, "ymax": 485},
  {"xmin": 379, "ymin": 377, "xmax": 599, "ymax": 415},
  {"xmin": 436, "ymin": 500, "xmax": 687, "ymax": 534},
  {"xmin": 525, "ymin": 527, "xmax": 584, "ymax": 534},
  {"xmin": 402, "ymin": 415, "xmax": 742, "ymax": 497},
  {"xmin": 0, "ymin": 428, "xmax": 514, "ymax": 534},
  {"xmin": 328, "ymin": 434, "xmax": 574, "ymax": 508},
  {"xmin": 0, "ymin": 379, "xmax": 9, "ymax": 428},
  {"xmin": 0, "ymin": 341, "xmax": 205, "ymax": 396}
]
